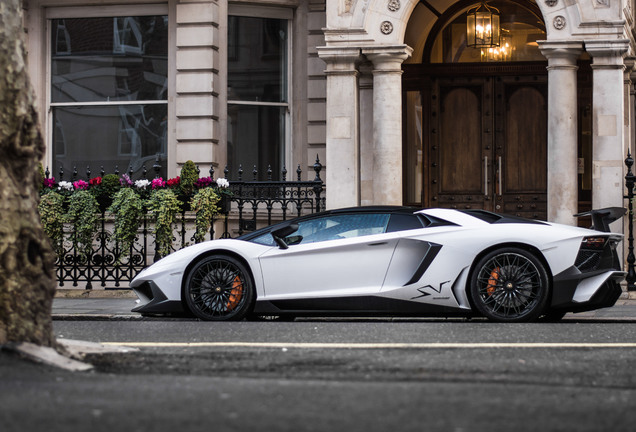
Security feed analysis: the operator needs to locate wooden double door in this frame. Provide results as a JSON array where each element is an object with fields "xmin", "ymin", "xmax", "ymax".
[{"xmin": 422, "ymin": 73, "xmax": 548, "ymax": 219}]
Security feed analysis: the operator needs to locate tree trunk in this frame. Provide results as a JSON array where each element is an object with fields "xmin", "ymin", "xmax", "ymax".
[{"xmin": 0, "ymin": 0, "xmax": 56, "ymax": 346}]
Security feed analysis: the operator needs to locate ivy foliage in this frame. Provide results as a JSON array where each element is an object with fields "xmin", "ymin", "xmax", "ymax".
[
  {"xmin": 108, "ymin": 188, "xmax": 144, "ymax": 258},
  {"xmin": 37, "ymin": 191, "xmax": 65, "ymax": 253},
  {"xmin": 190, "ymin": 187, "xmax": 220, "ymax": 243},
  {"xmin": 65, "ymin": 190, "xmax": 99, "ymax": 258},
  {"xmin": 147, "ymin": 188, "xmax": 181, "ymax": 258}
]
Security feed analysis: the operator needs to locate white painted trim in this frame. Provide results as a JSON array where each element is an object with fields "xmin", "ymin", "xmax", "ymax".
[
  {"xmin": 51, "ymin": 101, "xmax": 168, "ymax": 107},
  {"xmin": 228, "ymin": 4, "xmax": 294, "ymax": 19},
  {"xmin": 45, "ymin": 4, "xmax": 168, "ymax": 19},
  {"xmin": 227, "ymin": 100, "xmax": 289, "ymax": 107}
]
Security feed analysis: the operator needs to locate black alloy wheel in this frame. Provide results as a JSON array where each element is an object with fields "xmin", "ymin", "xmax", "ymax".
[
  {"xmin": 184, "ymin": 255, "xmax": 254, "ymax": 321},
  {"xmin": 470, "ymin": 247, "xmax": 549, "ymax": 322}
]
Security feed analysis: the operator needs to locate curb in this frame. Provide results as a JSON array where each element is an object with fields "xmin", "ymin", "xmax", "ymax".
[
  {"xmin": 52, "ymin": 314, "xmax": 143, "ymax": 321},
  {"xmin": 55, "ymin": 289, "xmax": 137, "ymax": 299}
]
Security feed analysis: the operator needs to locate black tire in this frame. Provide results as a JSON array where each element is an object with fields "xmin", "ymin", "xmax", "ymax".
[
  {"xmin": 469, "ymin": 247, "xmax": 549, "ymax": 323},
  {"xmin": 184, "ymin": 255, "xmax": 254, "ymax": 321}
]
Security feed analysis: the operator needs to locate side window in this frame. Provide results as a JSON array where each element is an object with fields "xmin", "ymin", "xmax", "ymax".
[
  {"xmin": 386, "ymin": 213, "xmax": 425, "ymax": 232},
  {"xmin": 248, "ymin": 213, "xmax": 391, "ymax": 247},
  {"xmin": 295, "ymin": 213, "xmax": 390, "ymax": 244}
]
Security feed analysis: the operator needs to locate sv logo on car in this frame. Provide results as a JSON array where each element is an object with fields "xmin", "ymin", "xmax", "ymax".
[{"xmin": 411, "ymin": 280, "xmax": 451, "ymax": 300}]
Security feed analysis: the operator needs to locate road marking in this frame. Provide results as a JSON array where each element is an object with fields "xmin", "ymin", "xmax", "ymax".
[{"xmin": 101, "ymin": 342, "xmax": 636, "ymax": 349}]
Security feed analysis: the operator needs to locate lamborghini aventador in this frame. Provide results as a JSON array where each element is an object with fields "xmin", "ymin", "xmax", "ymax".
[{"xmin": 130, "ymin": 206, "xmax": 625, "ymax": 322}]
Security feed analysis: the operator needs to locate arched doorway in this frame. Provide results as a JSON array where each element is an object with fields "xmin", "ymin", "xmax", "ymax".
[{"xmin": 403, "ymin": 0, "xmax": 554, "ymax": 219}]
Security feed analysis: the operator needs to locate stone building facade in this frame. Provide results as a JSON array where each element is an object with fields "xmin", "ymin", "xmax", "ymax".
[{"xmin": 23, "ymin": 0, "xmax": 636, "ymax": 237}]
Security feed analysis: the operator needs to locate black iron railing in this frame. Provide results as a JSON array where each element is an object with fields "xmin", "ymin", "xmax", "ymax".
[
  {"xmin": 44, "ymin": 157, "xmax": 324, "ymax": 289},
  {"xmin": 624, "ymin": 151, "xmax": 635, "ymax": 291},
  {"xmin": 221, "ymin": 157, "xmax": 325, "ymax": 236}
]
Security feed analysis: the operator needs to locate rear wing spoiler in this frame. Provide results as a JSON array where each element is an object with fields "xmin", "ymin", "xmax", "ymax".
[{"xmin": 574, "ymin": 207, "xmax": 626, "ymax": 233}]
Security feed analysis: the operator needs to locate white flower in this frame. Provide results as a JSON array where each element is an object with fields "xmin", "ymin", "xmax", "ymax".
[
  {"xmin": 135, "ymin": 179, "xmax": 151, "ymax": 189},
  {"xmin": 58, "ymin": 181, "xmax": 73, "ymax": 191},
  {"xmin": 216, "ymin": 178, "xmax": 230, "ymax": 188}
]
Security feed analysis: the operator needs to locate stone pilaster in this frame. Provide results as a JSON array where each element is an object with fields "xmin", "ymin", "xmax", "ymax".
[
  {"xmin": 175, "ymin": 0, "xmax": 220, "ymax": 175},
  {"xmin": 317, "ymin": 47, "xmax": 362, "ymax": 209},
  {"xmin": 625, "ymin": 58, "xmax": 635, "ymax": 174},
  {"xmin": 539, "ymin": 41, "xmax": 583, "ymax": 225},
  {"xmin": 358, "ymin": 61, "xmax": 374, "ymax": 206},
  {"xmin": 586, "ymin": 40, "xmax": 629, "ymax": 232},
  {"xmin": 364, "ymin": 45, "xmax": 412, "ymax": 206}
]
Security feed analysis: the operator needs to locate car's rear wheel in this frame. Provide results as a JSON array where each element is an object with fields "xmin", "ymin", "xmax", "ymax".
[
  {"xmin": 184, "ymin": 255, "xmax": 254, "ymax": 321},
  {"xmin": 470, "ymin": 247, "xmax": 549, "ymax": 323}
]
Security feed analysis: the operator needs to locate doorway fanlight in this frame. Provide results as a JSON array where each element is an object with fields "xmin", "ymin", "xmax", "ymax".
[{"xmin": 466, "ymin": 2, "xmax": 501, "ymax": 48}]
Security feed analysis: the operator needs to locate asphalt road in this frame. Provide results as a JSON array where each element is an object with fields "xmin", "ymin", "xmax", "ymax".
[{"xmin": 2, "ymin": 319, "xmax": 636, "ymax": 432}]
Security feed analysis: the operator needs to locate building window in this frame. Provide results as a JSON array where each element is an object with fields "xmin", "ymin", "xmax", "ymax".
[
  {"xmin": 227, "ymin": 14, "xmax": 289, "ymax": 180},
  {"xmin": 50, "ymin": 15, "xmax": 168, "ymax": 178}
]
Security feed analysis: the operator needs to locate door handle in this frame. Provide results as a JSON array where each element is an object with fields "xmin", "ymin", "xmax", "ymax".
[
  {"xmin": 498, "ymin": 156, "xmax": 502, "ymax": 196},
  {"xmin": 484, "ymin": 156, "xmax": 488, "ymax": 197},
  {"xmin": 369, "ymin": 242, "xmax": 388, "ymax": 246}
]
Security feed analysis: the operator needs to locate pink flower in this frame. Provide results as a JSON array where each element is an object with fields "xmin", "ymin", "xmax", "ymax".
[
  {"xmin": 120, "ymin": 174, "xmax": 133, "ymax": 187},
  {"xmin": 151, "ymin": 177, "xmax": 166, "ymax": 189},
  {"xmin": 194, "ymin": 177, "xmax": 213, "ymax": 188},
  {"xmin": 43, "ymin": 177, "xmax": 56, "ymax": 188},
  {"xmin": 73, "ymin": 180, "xmax": 89, "ymax": 190}
]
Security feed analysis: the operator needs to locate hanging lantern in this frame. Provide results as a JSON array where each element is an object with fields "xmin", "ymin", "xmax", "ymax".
[{"xmin": 466, "ymin": 3, "xmax": 501, "ymax": 48}]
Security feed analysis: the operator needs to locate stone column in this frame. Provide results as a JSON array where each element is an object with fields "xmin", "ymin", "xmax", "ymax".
[
  {"xmin": 317, "ymin": 47, "xmax": 361, "ymax": 209},
  {"xmin": 586, "ymin": 40, "xmax": 629, "ymax": 228},
  {"xmin": 358, "ymin": 61, "xmax": 374, "ymax": 206},
  {"xmin": 625, "ymin": 58, "xmax": 635, "ymax": 178},
  {"xmin": 539, "ymin": 41, "xmax": 583, "ymax": 225},
  {"xmin": 175, "ymin": 0, "xmax": 220, "ymax": 177},
  {"xmin": 364, "ymin": 46, "xmax": 412, "ymax": 206}
]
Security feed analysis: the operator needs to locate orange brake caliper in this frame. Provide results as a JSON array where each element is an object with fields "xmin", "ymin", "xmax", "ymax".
[
  {"xmin": 226, "ymin": 276, "xmax": 244, "ymax": 310},
  {"xmin": 487, "ymin": 267, "xmax": 500, "ymax": 296}
]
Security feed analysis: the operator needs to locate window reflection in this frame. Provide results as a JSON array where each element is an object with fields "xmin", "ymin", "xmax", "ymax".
[
  {"xmin": 50, "ymin": 15, "xmax": 168, "ymax": 179},
  {"xmin": 51, "ymin": 16, "xmax": 168, "ymax": 102},
  {"xmin": 53, "ymin": 105, "xmax": 167, "ymax": 178},
  {"xmin": 227, "ymin": 15, "xmax": 289, "ymax": 180},
  {"xmin": 228, "ymin": 16, "xmax": 287, "ymax": 103},
  {"xmin": 227, "ymin": 104, "xmax": 285, "ymax": 179}
]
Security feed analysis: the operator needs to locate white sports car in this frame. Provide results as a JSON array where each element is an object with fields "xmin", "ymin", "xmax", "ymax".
[{"xmin": 130, "ymin": 206, "xmax": 626, "ymax": 322}]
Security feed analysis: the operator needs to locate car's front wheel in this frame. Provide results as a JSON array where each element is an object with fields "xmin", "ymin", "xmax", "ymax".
[
  {"xmin": 184, "ymin": 255, "xmax": 254, "ymax": 321},
  {"xmin": 470, "ymin": 247, "xmax": 549, "ymax": 323}
]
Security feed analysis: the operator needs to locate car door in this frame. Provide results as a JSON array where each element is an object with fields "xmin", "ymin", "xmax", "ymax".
[{"xmin": 257, "ymin": 213, "xmax": 399, "ymax": 299}]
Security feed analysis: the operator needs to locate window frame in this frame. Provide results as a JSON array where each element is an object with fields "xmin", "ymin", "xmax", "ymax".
[{"xmin": 45, "ymin": 5, "xmax": 169, "ymax": 176}]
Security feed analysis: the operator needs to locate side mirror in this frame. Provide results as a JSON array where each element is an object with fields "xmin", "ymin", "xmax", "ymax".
[{"xmin": 271, "ymin": 223, "xmax": 299, "ymax": 249}]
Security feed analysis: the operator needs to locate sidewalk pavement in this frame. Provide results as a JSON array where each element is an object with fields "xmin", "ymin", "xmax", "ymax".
[{"xmin": 51, "ymin": 289, "xmax": 636, "ymax": 321}]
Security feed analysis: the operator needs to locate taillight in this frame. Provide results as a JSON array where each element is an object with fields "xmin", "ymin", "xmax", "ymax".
[{"xmin": 581, "ymin": 236, "xmax": 607, "ymax": 250}]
